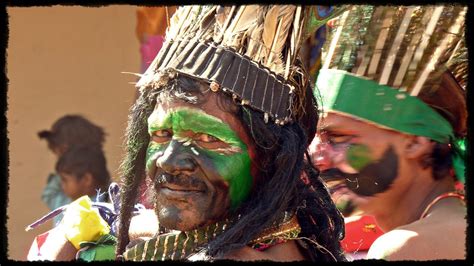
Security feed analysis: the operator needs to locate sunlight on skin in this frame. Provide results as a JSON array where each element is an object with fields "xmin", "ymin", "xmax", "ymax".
[{"xmin": 146, "ymin": 106, "xmax": 253, "ymax": 208}]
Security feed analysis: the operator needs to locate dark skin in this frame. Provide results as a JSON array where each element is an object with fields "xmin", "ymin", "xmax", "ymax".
[
  {"xmin": 30, "ymin": 88, "xmax": 306, "ymax": 261},
  {"xmin": 311, "ymin": 112, "xmax": 466, "ymax": 260},
  {"xmin": 147, "ymin": 92, "xmax": 256, "ymax": 231},
  {"xmin": 309, "ymin": 112, "xmax": 407, "ymax": 215},
  {"xmin": 147, "ymin": 89, "xmax": 307, "ymax": 260}
]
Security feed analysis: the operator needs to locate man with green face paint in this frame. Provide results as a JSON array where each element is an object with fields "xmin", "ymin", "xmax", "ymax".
[
  {"xmin": 146, "ymin": 107, "xmax": 252, "ymax": 207},
  {"xmin": 115, "ymin": 5, "xmax": 349, "ymax": 261},
  {"xmin": 27, "ymin": 5, "xmax": 348, "ymax": 262},
  {"xmin": 310, "ymin": 5, "xmax": 467, "ymax": 260}
]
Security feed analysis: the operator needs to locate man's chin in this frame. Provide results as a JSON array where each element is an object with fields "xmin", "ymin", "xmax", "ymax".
[{"xmin": 155, "ymin": 201, "xmax": 221, "ymax": 232}]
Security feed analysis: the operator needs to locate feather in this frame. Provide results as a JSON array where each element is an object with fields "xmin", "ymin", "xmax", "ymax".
[
  {"xmin": 262, "ymin": 6, "xmax": 280, "ymax": 57},
  {"xmin": 177, "ymin": 6, "xmax": 203, "ymax": 38},
  {"xmin": 223, "ymin": 5, "xmax": 262, "ymax": 48},
  {"xmin": 267, "ymin": 19, "xmax": 283, "ymax": 69},
  {"xmin": 189, "ymin": 6, "xmax": 217, "ymax": 40},
  {"xmin": 285, "ymin": 6, "xmax": 303, "ymax": 79},
  {"xmin": 322, "ymin": 8, "xmax": 351, "ymax": 69},
  {"xmin": 214, "ymin": 6, "xmax": 236, "ymax": 43},
  {"xmin": 264, "ymin": 6, "xmax": 296, "ymax": 74},
  {"xmin": 410, "ymin": 6, "xmax": 466, "ymax": 95},
  {"xmin": 391, "ymin": 7, "xmax": 429, "ymax": 87},
  {"xmin": 166, "ymin": 6, "xmax": 191, "ymax": 39},
  {"xmin": 245, "ymin": 23, "xmax": 264, "ymax": 59},
  {"xmin": 367, "ymin": 7, "xmax": 396, "ymax": 77},
  {"xmin": 289, "ymin": 6, "xmax": 303, "ymax": 62},
  {"xmin": 379, "ymin": 6, "xmax": 416, "ymax": 85}
]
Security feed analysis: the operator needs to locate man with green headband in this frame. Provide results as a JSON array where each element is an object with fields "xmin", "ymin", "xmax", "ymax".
[
  {"xmin": 309, "ymin": 5, "xmax": 467, "ymax": 260},
  {"xmin": 26, "ymin": 5, "xmax": 347, "ymax": 262}
]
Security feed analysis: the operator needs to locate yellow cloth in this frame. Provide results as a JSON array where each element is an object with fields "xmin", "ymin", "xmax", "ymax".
[{"xmin": 61, "ymin": 196, "xmax": 110, "ymax": 249}]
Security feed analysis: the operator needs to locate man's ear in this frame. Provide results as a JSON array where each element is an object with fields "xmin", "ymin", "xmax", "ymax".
[{"xmin": 403, "ymin": 135, "xmax": 435, "ymax": 159}]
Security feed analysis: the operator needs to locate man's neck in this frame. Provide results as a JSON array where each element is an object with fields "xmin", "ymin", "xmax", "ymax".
[{"xmin": 373, "ymin": 169, "xmax": 455, "ymax": 232}]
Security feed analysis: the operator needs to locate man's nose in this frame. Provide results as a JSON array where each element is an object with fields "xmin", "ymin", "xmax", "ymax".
[
  {"xmin": 308, "ymin": 138, "xmax": 333, "ymax": 171},
  {"xmin": 156, "ymin": 140, "xmax": 197, "ymax": 176}
]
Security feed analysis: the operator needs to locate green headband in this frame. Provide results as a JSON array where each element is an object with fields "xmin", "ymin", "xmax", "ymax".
[{"xmin": 316, "ymin": 69, "xmax": 465, "ymax": 183}]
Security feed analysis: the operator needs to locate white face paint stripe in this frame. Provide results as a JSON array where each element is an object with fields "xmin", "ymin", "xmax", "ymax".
[{"xmin": 172, "ymin": 136, "xmax": 242, "ymax": 155}]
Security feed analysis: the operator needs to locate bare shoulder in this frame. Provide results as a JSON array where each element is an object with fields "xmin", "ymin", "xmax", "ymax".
[
  {"xmin": 128, "ymin": 209, "xmax": 159, "ymax": 240},
  {"xmin": 367, "ymin": 212, "xmax": 466, "ymax": 260}
]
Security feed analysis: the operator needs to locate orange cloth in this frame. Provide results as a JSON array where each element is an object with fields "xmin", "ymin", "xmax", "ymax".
[{"xmin": 136, "ymin": 7, "xmax": 177, "ymax": 43}]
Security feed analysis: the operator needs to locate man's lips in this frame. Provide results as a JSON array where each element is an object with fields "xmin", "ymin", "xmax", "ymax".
[
  {"xmin": 320, "ymin": 168, "xmax": 347, "ymax": 182},
  {"xmin": 160, "ymin": 183, "xmax": 205, "ymax": 192},
  {"xmin": 159, "ymin": 187, "xmax": 204, "ymax": 199},
  {"xmin": 328, "ymin": 183, "xmax": 346, "ymax": 194},
  {"xmin": 155, "ymin": 174, "xmax": 207, "ymax": 200}
]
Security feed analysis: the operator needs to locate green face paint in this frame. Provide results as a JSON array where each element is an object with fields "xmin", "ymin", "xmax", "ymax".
[
  {"xmin": 346, "ymin": 144, "xmax": 373, "ymax": 171},
  {"xmin": 146, "ymin": 107, "xmax": 253, "ymax": 208}
]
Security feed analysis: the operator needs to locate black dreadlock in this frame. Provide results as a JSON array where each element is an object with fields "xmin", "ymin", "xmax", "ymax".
[{"xmin": 116, "ymin": 75, "xmax": 345, "ymax": 261}]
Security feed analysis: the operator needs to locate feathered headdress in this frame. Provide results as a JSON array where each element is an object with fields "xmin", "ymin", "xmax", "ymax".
[
  {"xmin": 319, "ymin": 5, "xmax": 467, "ymax": 94},
  {"xmin": 136, "ymin": 5, "xmax": 345, "ymax": 125}
]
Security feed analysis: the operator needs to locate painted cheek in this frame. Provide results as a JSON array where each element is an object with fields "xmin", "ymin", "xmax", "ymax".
[
  {"xmin": 346, "ymin": 144, "xmax": 374, "ymax": 171},
  {"xmin": 146, "ymin": 142, "xmax": 165, "ymax": 174},
  {"xmin": 205, "ymin": 149, "xmax": 253, "ymax": 209}
]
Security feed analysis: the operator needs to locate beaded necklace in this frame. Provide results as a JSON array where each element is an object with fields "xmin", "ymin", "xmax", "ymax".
[
  {"xmin": 419, "ymin": 191, "xmax": 465, "ymax": 219},
  {"xmin": 123, "ymin": 212, "xmax": 301, "ymax": 261}
]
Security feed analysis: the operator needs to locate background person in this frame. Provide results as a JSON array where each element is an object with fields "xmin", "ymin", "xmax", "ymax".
[
  {"xmin": 311, "ymin": 5, "xmax": 467, "ymax": 260},
  {"xmin": 38, "ymin": 114, "xmax": 106, "ymax": 224},
  {"xmin": 56, "ymin": 146, "xmax": 111, "ymax": 202},
  {"xmin": 27, "ymin": 5, "xmax": 347, "ymax": 262}
]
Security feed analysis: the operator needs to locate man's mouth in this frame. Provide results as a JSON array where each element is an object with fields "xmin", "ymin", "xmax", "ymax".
[
  {"xmin": 159, "ymin": 186, "xmax": 206, "ymax": 201},
  {"xmin": 161, "ymin": 183, "xmax": 205, "ymax": 192},
  {"xmin": 155, "ymin": 174, "xmax": 207, "ymax": 199},
  {"xmin": 328, "ymin": 183, "xmax": 347, "ymax": 194},
  {"xmin": 320, "ymin": 168, "xmax": 349, "ymax": 182}
]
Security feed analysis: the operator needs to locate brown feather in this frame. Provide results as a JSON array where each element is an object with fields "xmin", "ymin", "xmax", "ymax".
[
  {"xmin": 262, "ymin": 6, "xmax": 280, "ymax": 56},
  {"xmin": 245, "ymin": 24, "xmax": 264, "ymax": 59},
  {"xmin": 223, "ymin": 5, "xmax": 262, "ymax": 48},
  {"xmin": 266, "ymin": 6, "xmax": 296, "ymax": 75},
  {"xmin": 166, "ymin": 6, "xmax": 192, "ymax": 39},
  {"xmin": 214, "ymin": 6, "xmax": 236, "ymax": 43}
]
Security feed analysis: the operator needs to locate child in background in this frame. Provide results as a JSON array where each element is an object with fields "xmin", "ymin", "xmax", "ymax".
[
  {"xmin": 56, "ymin": 146, "xmax": 111, "ymax": 202},
  {"xmin": 38, "ymin": 115, "xmax": 106, "ymax": 224}
]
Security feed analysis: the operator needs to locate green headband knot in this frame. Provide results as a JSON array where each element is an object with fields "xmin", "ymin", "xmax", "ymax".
[
  {"xmin": 451, "ymin": 137, "xmax": 466, "ymax": 184},
  {"xmin": 316, "ymin": 69, "xmax": 465, "ymax": 183}
]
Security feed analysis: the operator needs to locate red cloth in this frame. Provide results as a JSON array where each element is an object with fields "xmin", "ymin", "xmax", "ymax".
[
  {"xmin": 27, "ymin": 231, "xmax": 51, "ymax": 260},
  {"xmin": 340, "ymin": 215, "xmax": 384, "ymax": 253},
  {"xmin": 140, "ymin": 35, "xmax": 165, "ymax": 72}
]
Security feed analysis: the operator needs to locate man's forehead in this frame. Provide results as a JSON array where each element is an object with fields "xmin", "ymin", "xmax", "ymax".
[
  {"xmin": 316, "ymin": 112, "xmax": 371, "ymax": 134},
  {"xmin": 317, "ymin": 113, "xmax": 351, "ymax": 131},
  {"xmin": 148, "ymin": 105, "xmax": 224, "ymax": 126}
]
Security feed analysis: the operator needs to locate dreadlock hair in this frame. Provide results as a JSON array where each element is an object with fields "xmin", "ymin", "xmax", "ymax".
[{"xmin": 116, "ymin": 74, "xmax": 345, "ymax": 261}]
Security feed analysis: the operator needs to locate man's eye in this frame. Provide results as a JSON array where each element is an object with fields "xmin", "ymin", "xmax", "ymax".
[
  {"xmin": 195, "ymin": 133, "xmax": 219, "ymax": 143},
  {"xmin": 152, "ymin": 130, "xmax": 172, "ymax": 142},
  {"xmin": 328, "ymin": 135, "xmax": 354, "ymax": 145}
]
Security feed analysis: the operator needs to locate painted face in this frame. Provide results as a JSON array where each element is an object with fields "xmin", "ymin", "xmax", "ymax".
[
  {"xmin": 309, "ymin": 112, "xmax": 404, "ymax": 212},
  {"xmin": 147, "ymin": 92, "xmax": 255, "ymax": 231}
]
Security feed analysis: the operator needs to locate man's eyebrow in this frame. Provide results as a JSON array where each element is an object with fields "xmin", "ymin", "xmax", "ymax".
[
  {"xmin": 317, "ymin": 124, "xmax": 357, "ymax": 135},
  {"xmin": 317, "ymin": 124, "xmax": 336, "ymax": 132}
]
